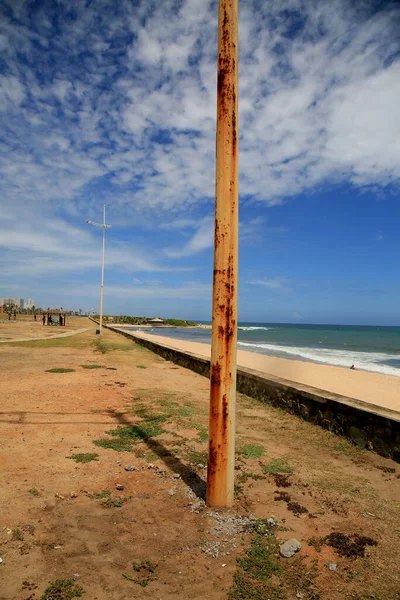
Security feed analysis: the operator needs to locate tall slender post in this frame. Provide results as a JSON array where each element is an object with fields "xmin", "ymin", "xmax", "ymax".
[
  {"xmin": 84, "ymin": 206, "xmax": 110, "ymax": 334},
  {"xmin": 99, "ymin": 204, "xmax": 106, "ymax": 334},
  {"xmin": 207, "ymin": 0, "xmax": 239, "ymax": 508}
]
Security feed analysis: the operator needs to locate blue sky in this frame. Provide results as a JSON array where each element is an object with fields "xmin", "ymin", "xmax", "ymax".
[{"xmin": 0, "ymin": 0, "xmax": 399, "ymax": 325}]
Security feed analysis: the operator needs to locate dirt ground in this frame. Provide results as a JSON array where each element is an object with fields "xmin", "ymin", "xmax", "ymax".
[{"xmin": 0, "ymin": 326, "xmax": 399, "ymax": 600}]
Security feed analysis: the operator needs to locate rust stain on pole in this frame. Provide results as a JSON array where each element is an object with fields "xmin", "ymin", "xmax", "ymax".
[{"xmin": 207, "ymin": 0, "xmax": 238, "ymax": 508}]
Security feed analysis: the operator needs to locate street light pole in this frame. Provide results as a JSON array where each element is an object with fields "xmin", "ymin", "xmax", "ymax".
[
  {"xmin": 99, "ymin": 204, "xmax": 106, "ymax": 334},
  {"xmin": 207, "ymin": 0, "xmax": 239, "ymax": 508},
  {"xmin": 85, "ymin": 205, "xmax": 111, "ymax": 335}
]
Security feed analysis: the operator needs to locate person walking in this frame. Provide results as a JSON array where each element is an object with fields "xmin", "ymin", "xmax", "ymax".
[{"xmin": 42, "ymin": 313, "xmax": 46, "ymax": 326}]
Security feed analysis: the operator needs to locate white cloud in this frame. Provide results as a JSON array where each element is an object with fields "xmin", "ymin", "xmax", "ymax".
[
  {"xmin": 248, "ymin": 277, "xmax": 288, "ymax": 289},
  {"xmin": 0, "ymin": 0, "xmax": 399, "ymax": 305},
  {"xmin": 165, "ymin": 216, "xmax": 214, "ymax": 258}
]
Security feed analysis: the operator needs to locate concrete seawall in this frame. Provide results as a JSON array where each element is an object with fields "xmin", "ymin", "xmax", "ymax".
[{"xmin": 94, "ymin": 320, "xmax": 400, "ymax": 462}]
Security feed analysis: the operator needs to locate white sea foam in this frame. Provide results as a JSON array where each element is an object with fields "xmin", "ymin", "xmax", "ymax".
[
  {"xmin": 238, "ymin": 326, "xmax": 273, "ymax": 331},
  {"xmin": 237, "ymin": 341, "xmax": 400, "ymax": 377}
]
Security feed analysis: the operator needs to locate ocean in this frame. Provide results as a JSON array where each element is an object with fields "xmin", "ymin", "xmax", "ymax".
[{"xmin": 126, "ymin": 323, "xmax": 400, "ymax": 377}]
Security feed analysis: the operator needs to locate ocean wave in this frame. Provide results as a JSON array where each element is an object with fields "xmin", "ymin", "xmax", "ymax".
[
  {"xmin": 237, "ymin": 341, "xmax": 400, "ymax": 377},
  {"xmin": 238, "ymin": 326, "xmax": 273, "ymax": 331}
]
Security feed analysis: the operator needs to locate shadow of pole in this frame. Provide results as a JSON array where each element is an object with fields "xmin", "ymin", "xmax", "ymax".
[{"xmin": 107, "ymin": 409, "xmax": 206, "ymax": 501}]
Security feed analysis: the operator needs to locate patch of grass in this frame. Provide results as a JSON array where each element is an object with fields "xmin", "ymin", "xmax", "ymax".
[
  {"xmin": 81, "ymin": 364, "xmax": 105, "ymax": 369},
  {"xmin": 67, "ymin": 453, "xmax": 99, "ymax": 463},
  {"xmin": 237, "ymin": 444, "xmax": 265, "ymax": 459},
  {"xmin": 93, "ymin": 339, "xmax": 108, "ymax": 354},
  {"xmin": 89, "ymin": 489, "xmax": 131, "ymax": 508},
  {"xmin": 194, "ymin": 425, "xmax": 208, "ymax": 442},
  {"xmin": 101, "ymin": 495, "xmax": 132, "ymax": 508},
  {"xmin": 308, "ymin": 536, "xmax": 324, "ymax": 552},
  {"xmin": 127, "ymin": 559, "xmax": 157, "ymax": 587},
  {"xmin": 136, "ymin": 365, "xmax": 147, "ymax": 369},
  {"xmin": 40, "ymin": 579, "xmax": 84, "ymax": 600},
  {"xmin": 92, "ymin": 489, "xmax": 112, "ymax": 500},
  {"xmin": 13, "ymin": 528, "xmax": 24, "ymax": 541},
  {"xmin": 93, "ymin": 337, "xmax": 134, "ymax": 353},
  {"xmin": 46, "ymin": 368, "xmax": 75, "ymax": 373},
  {"xmin": 261, "ymin": 458, "xmax": 294, "ymax": 475},
  {"xmin": 229, "ymin": 521, "xmax": 321, "ymax": 600},
  {"xmin": 229, "ymin": 530, "xmax": 285, "ymax": 599},
  {"xmin": 186, "ymin": 450, "xmax": 208, "ymax": 465},
  {"xmin": 93, "ymin": 419, "xmax": 165, "ymax": 453},
  {"xmin": 28, "ymin": 487, "xmax": 40, "ymax": 496},
  {"xmin": 90, "ymin": 409, "xmax": 102, "ymax": 414},
  {"xmin": 94, "ymin": 437, "xmax": 133, "ymax": 452}
]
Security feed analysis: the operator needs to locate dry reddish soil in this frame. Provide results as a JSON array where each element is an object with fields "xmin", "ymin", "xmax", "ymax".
[{"xmin": 0, "ymin": 327, "xmax": 399, "ymax": 600}]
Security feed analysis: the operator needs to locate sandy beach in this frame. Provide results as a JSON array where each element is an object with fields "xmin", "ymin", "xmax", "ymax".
[{"xmin": 125, "ymin": 330, "xmax": 400, "ymax": 413}]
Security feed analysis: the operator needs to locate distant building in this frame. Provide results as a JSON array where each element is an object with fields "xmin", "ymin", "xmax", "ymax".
[
  {"xmin": 0, "ymin": 297, "xmax": 35, "ymax": 310},
  {"xmin": 147, "ymin": 317, "xmax": 165, "ymax": 325}
]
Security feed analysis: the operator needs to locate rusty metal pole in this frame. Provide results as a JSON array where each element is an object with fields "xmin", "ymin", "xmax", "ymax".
[{"xmin": 207, "ymin": 0, "xmax": 238, "ymax": 508}]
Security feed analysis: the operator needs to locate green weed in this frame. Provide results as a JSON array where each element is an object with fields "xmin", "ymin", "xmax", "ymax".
[
  {"xmin": 67, "ymin": 453, "xmax": 99, "ymax": 463},
  {"xmin": 93, "ymin": 420, "xmax": 165, "ymax": 453},
  {"xmin": 229, "ymin": 530, "xmax": 285, "ymax": 599},
  {"xmin": 237, "ymin": 444, "xmax": 265, "ymax": 459},
  {"xmin": 40, "ymin": 579, "xmax": 84, "ymax": 600},
  {"xmin": 13, "ymin": 528, "xmax": 24, "ymax": 541},
  {"xmin": 28, "ymin": 488, "xmax": 40, "ymax": 496},
  {"xmin": 89, "ymin": 489, "xmax": 131, "ymax": 507},
  {"xmin": 81, "ymin": 364, "xmax": 105, "ymax": 369},
  {"xmin": 193, "ymin": 424, "xmax": 208, "ymax": 442},
  {"xmin": 46, "ymin": 368, "xmax": 75, "ymax": 373},
  {"xmin": 261, "ymin": 458, "xmax": 294, "ymax": 474},
  {"xmin": 229, "ymin": 521, "xmax": 320, "ymax": 600},
  {"xmin": 136, "ymin": 365, "xmax": 147, "ymax": 369}
]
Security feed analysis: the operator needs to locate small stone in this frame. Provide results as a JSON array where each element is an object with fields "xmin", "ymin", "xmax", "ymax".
[
  {"xmin": 362, "ymin": 513, "xmax": 368, "ymax": 518},
  {"xmin": 279, "ymin": 539, "xmax": 301, "ymax": 558},
  {"xmin": 124, "ymin": 466, "xmax": 137, "ymax": 472},
  {"xmin": 296, "ymin": 594, "xmax": 304, "ymax": 599},
  {"xmin": 54, "ymin": 493, "xmax": 64, "ymax": 499},
  {"xmin": 70, "ymin": 491, "xmax": 78, "ymax": 498},
  {"xmin": 173, "ymin": 473, "xmax": 181, "ymax": 479},
  {"xmin": 0, "ymin": 557, "xmax": 3, "ymax": 564},
  {"xmin": 168, "ymin": 488, "xmax": 175, "ymax": 496},
  {"xmin": 197, "ymin": 464, "xmax": 205, "ymax": 469},
  {"xmin": 73, "ymin": 573, "xmax": 79, "ymax": 578},
  {"xmin": 329, "ymin": 563, "xmax": 337, "ymax": 571},
  {"xmin": 116, "ymin": 484, "xmax": 124, "ymax": 491}
]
